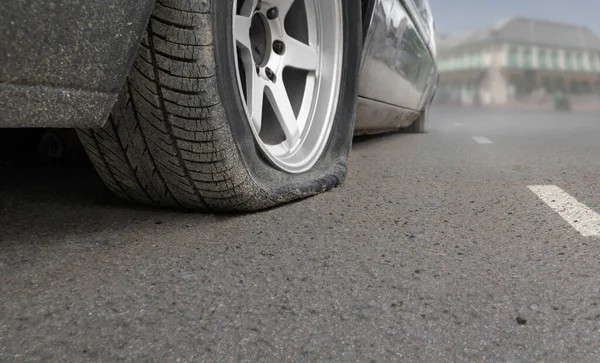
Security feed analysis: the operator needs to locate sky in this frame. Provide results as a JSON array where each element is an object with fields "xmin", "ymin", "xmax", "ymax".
[{"xmin": 429, "ymin": 0, "xmax": 600, "ymax": 35}]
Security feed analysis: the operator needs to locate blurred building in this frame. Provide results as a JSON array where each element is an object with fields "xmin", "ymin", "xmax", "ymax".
[{"xmin": 435, "ymin": 17, "xmax": 600, "ymax": 106}]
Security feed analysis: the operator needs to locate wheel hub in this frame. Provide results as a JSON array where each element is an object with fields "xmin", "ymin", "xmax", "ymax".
[
  {"xmin": 249, "ymin": 13, "xmax": 270, "ymax": 66},
  {"xmin": 250, "ymin": 3, "xmax": 286, "ymax": 78}
]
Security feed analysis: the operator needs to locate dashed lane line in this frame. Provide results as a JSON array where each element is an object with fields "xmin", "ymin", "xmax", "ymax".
[
  {"xmin": 473, "ymin": 136, "xmax": 493, "ymax": 144},
  {"xmin": 528, "ymin": 185, "xmax": 600, "ymax": 237}
]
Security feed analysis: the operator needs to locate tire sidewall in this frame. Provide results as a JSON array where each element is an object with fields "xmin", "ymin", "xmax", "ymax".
[{"xmin": 212, "ymin": 0, "xmax": 362, "ymax": 193}]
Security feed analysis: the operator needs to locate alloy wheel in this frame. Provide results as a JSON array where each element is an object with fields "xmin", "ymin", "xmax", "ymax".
[{"xmin": 233, "ymin": 0, "xmax": 343, "ymax": 173}]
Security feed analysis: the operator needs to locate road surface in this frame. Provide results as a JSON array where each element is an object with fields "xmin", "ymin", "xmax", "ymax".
[{"xmin": 2, "ymin": 107, "xmax": 600, "ymax": 362}]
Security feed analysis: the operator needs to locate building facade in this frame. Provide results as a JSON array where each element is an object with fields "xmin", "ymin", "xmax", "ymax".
[{"xmin": 435, "ymin": 17, "xmax": 600, "ymax": 106}]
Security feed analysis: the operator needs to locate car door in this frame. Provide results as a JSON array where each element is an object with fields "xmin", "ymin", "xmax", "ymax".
[{"xmin": 358, "ymin": 0, "xmax": 437, "ymax": 111}]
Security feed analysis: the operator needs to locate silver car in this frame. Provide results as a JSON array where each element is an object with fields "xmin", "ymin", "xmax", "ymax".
[{"xmin": 1, "ymin": 0, "xmax": 438, "ymax": 211}]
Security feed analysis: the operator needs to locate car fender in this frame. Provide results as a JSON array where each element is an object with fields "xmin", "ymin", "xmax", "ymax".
[{"xmin": 0, "ymin": 0, "xmax": 155, "ymax": 128}]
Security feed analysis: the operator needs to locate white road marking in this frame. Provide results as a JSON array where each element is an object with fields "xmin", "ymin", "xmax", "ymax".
[
  {"xmin": 453, "ymin": 122, "xmax": 463, "ymax": 127},
  {"xmin": 528, "ymin": 185, "xmax": 600, "ymax": 237},
  {"xmin": 473, "ymin": 136, "xmax": 493, "ymax": 144}
]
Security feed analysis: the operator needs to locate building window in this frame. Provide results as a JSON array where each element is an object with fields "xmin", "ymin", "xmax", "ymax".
[
  {"xmin": 551, "ymin": 50, "xmax": 560, "ymax": 69},
  {"xmin": 577, "ymin": 52, "xmax": 585, "ymax": 71},
  {"xmin": 509, "ymin": 46, "xmax": 520, "ymax": 67},
  {"xmin": 523, "ymin": 48, "xmax": 533, "ymax": 69},
  {"xmin": 589, "ymin": 53, "xmax": 598, "ymax": 72},
  {"xmin": 565, "ymin": 52, "xmax": 574, "ymax": 71},
  {"xmin": 475, "ymin": 52, "xmax": 484, "ymax": 67},
  {"xmin": 468, "ymin": 52, "xmax": 478, "ymax": 69},
  {"xmin": 538, "ymin": 49, "xmax": 547, "ymax": 69}
]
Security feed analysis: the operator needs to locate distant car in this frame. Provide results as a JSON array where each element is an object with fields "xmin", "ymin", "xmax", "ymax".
[
  {"xmin": 553, "ymin": 92, "xmax": 571, "ymax": 111},
  {"xmin": 1, "ymin": 0, "xmax": 438, "ymax": 211}
]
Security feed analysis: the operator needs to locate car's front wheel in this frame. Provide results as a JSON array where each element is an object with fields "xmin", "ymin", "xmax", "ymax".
[{"xmin": 77, "ymin": 0, "xmax": 362, "ymax": 211}]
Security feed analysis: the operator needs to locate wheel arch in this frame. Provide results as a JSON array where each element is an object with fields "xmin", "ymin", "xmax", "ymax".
[{"xmin": 0, "ymin": 0, "xmax": 156, "ymax": 128}]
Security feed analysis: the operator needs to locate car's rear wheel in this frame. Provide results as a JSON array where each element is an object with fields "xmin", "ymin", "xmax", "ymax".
[
  {"xmin": 405, "ymin": 106, "xmax": 428, "ymax": 133},
  {"xmin": 77, "ymin": 0, "xmax": 361, "ymax": 211}
]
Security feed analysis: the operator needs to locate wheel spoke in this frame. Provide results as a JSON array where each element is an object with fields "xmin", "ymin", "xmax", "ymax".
[
  {"xmin": 246, "ymin": 72, "xmax": 265, "ymax": 133},
  {"xmin": 239, "ymin": 0, "xmax": 259, "ymax": 17},
  {"xmin": 277, "ymin": 0, "xmax": 296, "ymax": 19},
  {"xmin": 283, "ymin": 36, "xmax": 318, "ymax": 71},
  {"xmin": 234, "ymin": 15, "xmax": 252, "ymax": 51},
  {"xmin": 266, "ymin": 81, "xmax": 299, "ymax": 146}
]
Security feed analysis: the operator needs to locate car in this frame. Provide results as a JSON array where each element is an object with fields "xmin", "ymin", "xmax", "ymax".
[
  {"xmin": 553, "ymin": 91, "xmax": 571, "ymax": 111},
  {"xmin": 1, "ymin": 0, "xmax": 438, "ymax": 211}
]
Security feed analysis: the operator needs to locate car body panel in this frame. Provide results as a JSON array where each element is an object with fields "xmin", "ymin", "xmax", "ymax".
[
  {"xmin": 401, "ymin": 0, "xmax": 437, "ymax": 58},
  {"xmin": 0, "ymin": 0, "xmax": 154, "ymax": 127},
  {"xmin": 356, "ymin": 0, "xmax": 437, "ymax": 119},
  {"xmin": 354, "ymin": 96, "xmax": 420, "ymax": 135}
]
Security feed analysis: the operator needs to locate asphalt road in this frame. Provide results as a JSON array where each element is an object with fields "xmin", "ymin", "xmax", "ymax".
[{"xmin": 2, "ymin": 107, "xmax": 600, "ymax": 362}]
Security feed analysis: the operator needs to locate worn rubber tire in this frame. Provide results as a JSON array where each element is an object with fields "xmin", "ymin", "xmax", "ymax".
[
  {"xmin": 405, "ymin": 106, "xmax": 428, "ymax": 133},
  {"xmin": 77, "ymin": 0, "xmax": 362, "ymax": 211}
]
